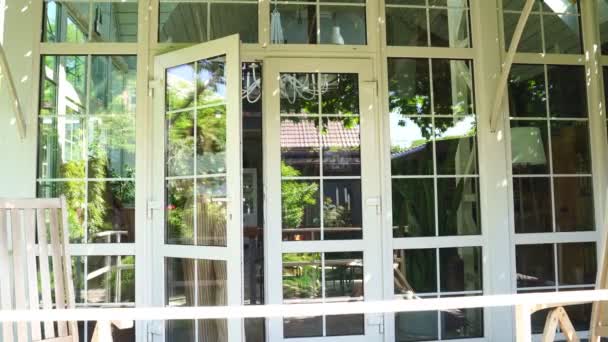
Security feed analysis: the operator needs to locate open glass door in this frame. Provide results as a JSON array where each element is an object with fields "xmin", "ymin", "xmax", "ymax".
[
  {"xmin": 264, "ymin": 58, "xmax": 384, "ymax": 342},
  {"xmin": 151, "ymin": 35, "xmax": 242, "ymax": 342}
]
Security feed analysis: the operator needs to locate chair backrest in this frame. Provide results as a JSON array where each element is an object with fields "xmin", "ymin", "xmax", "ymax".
[{"xmin": 0, "ymin": 197, "xmax": 78, "ymax": 342}]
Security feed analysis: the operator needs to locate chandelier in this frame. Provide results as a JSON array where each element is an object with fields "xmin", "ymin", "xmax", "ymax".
[{"xmin": 242, "ymin": 63, "xmax": 338, "ymax": 104}]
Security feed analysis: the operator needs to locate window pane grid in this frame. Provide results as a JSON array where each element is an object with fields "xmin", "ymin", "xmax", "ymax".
[
  {"xmin": 38, "ymin": 55, "xmax": 137, "ymax": 244},
  {"xmin": 393, "ymin": 247, "xmax": 483, "ymax": 341},
  {"xmin": 509, "ymin": 64, "xmax": 594, "ymax": 234},
  {"xmin": 501, "ymin": 0, "xmax": 582, "ymax": 54},
  {"xmin": 386, "ymin": 0, "xmax": 472, "ymax": 48},
  {"xmin": 389, "ymin": 58, "xmax": 479, "ymax": 238}
]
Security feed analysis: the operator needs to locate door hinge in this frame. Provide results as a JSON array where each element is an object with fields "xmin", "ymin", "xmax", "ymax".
[
  {"xmin": 148, "ymin": 79, "xmax": 164, "ymax": 97},
  {"xmin": 367, "ymin": 313, "xmax": 385, "ymax": 334},
  {"xmin": 363, "ymin": 80, "xmax": 379, "ymax": 94},
  {"xmin": 147, "ymin": 200, "xmax": 162, "ymax": 220}
]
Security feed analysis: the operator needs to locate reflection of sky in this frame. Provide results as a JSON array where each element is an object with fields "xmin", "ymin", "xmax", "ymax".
[{"xmin": 390, "ymin": 114, "xmax": 475, "ymax": 149}]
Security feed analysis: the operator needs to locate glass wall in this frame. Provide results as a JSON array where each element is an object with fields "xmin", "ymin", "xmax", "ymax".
[
  {"xmin": 503, "ymin": 0, "xmax": 599, "ymax": 336},
  {"xmin": 37, "ymin": 53, "xmax": 137, "ymax": 340}
]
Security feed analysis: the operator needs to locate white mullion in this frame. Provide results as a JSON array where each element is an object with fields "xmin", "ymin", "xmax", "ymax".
[
  {"xmin": 435, "ymin": 248, "xmax": 441, "ymax": 339},
  {"xmin": 428, "ymin": 58, "xmax": 439, "ymax": 237},
  {"xmin": 88, "ymin": 0, "xmax": 95, "ymax": 41},
  {"xmin": 321, "ymin": 252, "xmax": 326, "ymax": 337},
  {"xmin": 194, "ymin": 259, "xmax": 199, "ymax": 342},
  {"xmin": 206, "ymin": 1, "xmax": 211, "ymax": 41},
  {"xmin": 316, "ymin": 1, "xmax": 321, "ymax": 44},
  {"xmin": 553, "ymin": 242, "xmax": 559, "ymax": 290},
  {"xmin": 425, "ymin": 0, "xmax": 431, "ymax": 46},
  {"xmin": 318, "ymin": 72, "xmax": 325, "ymax": 241},
  {"xmin": 193, "ymin": 60, "xmax": 199, "ymax": 246},
  {"xmin": 84, "ymin": 54, "xmax": 93, "ymax": 244}
]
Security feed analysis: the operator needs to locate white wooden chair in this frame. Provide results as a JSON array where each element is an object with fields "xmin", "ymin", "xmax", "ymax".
[{"xmin": 0, "ymin": 197, "xmax": 131, "ymax": 342}]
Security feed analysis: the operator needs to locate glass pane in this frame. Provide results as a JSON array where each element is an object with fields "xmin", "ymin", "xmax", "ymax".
[
  {"xmin": 390, "ymin": 117, "xmax": 434, "ymax": 175},
  {"xmin": 516, "ymin": 244, "xmax": 555, "ymax": 287},
  {"xmin": 282, "ymin": 180, "xmax": 320, "ymax": 241},
  {"xmin": 547, "ymin": 65, "xmax": 587, "ymax": 118},
  {"xmin": 86, "ymin": 256, "xmax": 135, "ymax": 303},
  {"xmin": 197, "ymin": 106, "xmax": 227, "ymax": 175},
  {"xmin": 87, "ymin": 181, "xmax": 135, "ymax": 243},
  {"xmin": 198, "ymin": 319, "xmax": 228, "ymax": 342},
  {"xmin": 393, "ymin": 249, "xmax": 437, "ymax": 294},
  {"xmin": 554, "ymin": 177, "xmax": 594, "ymax": 232},
  {"xmin": 440, "ymin": 306, "xmax": 483, "ymax": 339},
  {"xmin": 43, "ymin": 1, "xmax": 89, "ymax": 43},
  {"xmin": 159, "ymin": 3, "xmax": 208, "ymax": 43},
  {"xmin": 166, "ymin": 111, "xmax": 195, "ymax": 177},
  {"xmin": 197, "ymin": 56, "xmax": 226, "ymax": 106},
  {"xmin": 280, "ymin": 73, "xmax": 319, "ymax": 114},
  {"xmin": 437, "ymin": 178, "xmax": 480, "ymax": 236},
  {"xmin": 166, "ymin": 63, "xmax": 196, "ymax": 111},
  {"xmin": 88, "ymin": 115, "xmax": 136, "ymax": 178},
  {"xmin": 275, "ymin": 5, "xmax": 317, "ymax": 44},
  {"xmin": 197, "ymin": 259, "xmax": 228, "ymax": 306},
  {"xmin": 91, "ymin": 1, "xmax": 138, "ymax": 42},
  {"xmin": 508, "ymin": 64, "xmax": 547, "ymax": 117},
  {"xmin": 166, "ymin": 179, "xmax": 194, "ymax": 245},
  {"xmin": 429, "ymin": 8, "xmax": 470, "ymax": 48},
  {"xmin": 388, "ymin": 58, "xmax": 431, "ymax": 115},
  {"xmin": 166, "ymin": 258, "xmax": 195, "ymax": 306},
  {"xmin": 503, "ymin": 0, "xmax": 539, "ymax": 11},
  {"xmin": 513, "ymin": 177, "xmax": 552, "ymax": 233},
  {"xmin": 435, "ymin": 116, "xmax": 477, "ymax": 175},
  {"xmin": 321, "ymin": 73, "xmax": 359, "ymax": 114},
  {"xmin": 392, "ymin": 178, "xmax": 435, "ymax": 237},
  {"xmin": 40, "ymin": 55, "xmax": 88, "ymax": 116},
  {"xmin": 326, "ymin": 314, "xmax": 364, "ymax": 336},
  {"xmin": 386, "ymin": 7, "xmax": 428, "ymax": 46},
  {"xmin": 557, "ymin": 243, "xmax": 597, "ymax": 285},
  {"xmin": 511, "ymin": 120, "xmax": 549, "ymax": 174},
  {"xmin": 37, "ymin": 181, "xmax": 86, "ymax": 242},
  {"xmin": 504, "ymin": 13, "xmax": 542, "ymax": 53},
  {"xmin": 439, "ymin": 247, "xmax": 482, "ymax": 292},
  {"xmin": 550, "ymin": 121, "xmax": 591, "ymax": 174},
  {"xmin": 210, "ymin": 3, "xmax": 258, "ymax": 43},
  {"xmin": 319, "ymin": 6, "xmax": 366, "ymax": 45},
  {"xmin": 541, "ymin": 0, "xmax": 579, "ymax": 14},
  {"xmin": 281, "ymin": 118, "xmax": 320, "ymax": 177},
  {"xmin": 543, "ymin": 15, "xmax": 581, "ymax": 54},
  {"xmin": 395, "ymin": 311, "xmax": 439, "ymax": 342},
  {"xmin": 196, "ymin": 178, "xmax": 227, "ymax": 246},
  {"xmin": 564, "ymin": 302, "xmax": 593, "ymax": 331},
  {"xmin": 90, "ymin": 56, "xmax": 137, "ymax": 115},
  {"xmin": 431, "ymin": 59, "xmax": 474, "ymax": 115},
  {"xmin": 282, "ymin": 253, "xmax": 322, "ymax": 301},
  {"xmin": 323, "ymin": 180, "xmax": 362, "ymax": 240},
  {"xmin": 283, "ymin": 316, "xmax": 323, "ymax": 338},
  {"xmin": 324, "ymin": 252, "xmax": 363, "ymax": 298},
  {"xmin": 322, "ymin": 117, "xmax": 361, "ymax": 177},
  {"xmin": 167, "ymin": 320, "xmax": 195, "ymax": 341},
  {"xmin": 38, "ymin": 117, "xmax": 86, "ymax": 180}
]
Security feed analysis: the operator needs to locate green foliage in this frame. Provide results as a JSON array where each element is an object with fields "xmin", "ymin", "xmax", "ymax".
[
  {"xmin": 281, "ymin": 163, "xmax": 319, "ymax": 228},
  {"xmin": 282, "ymin": 253, "xmax": 321, "ymax": 299}
]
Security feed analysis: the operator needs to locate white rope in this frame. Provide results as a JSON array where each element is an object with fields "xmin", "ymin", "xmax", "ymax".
[{"xmin": 0, "ymin": 289, "xmax": 607, "ymax": 323}]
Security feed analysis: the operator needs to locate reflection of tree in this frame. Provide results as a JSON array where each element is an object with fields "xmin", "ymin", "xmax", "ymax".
[
  {"xmin": 281, "ymin": 163, "xmax": 319, "ymax": 228},
  {"xmin": 323, "ymin": 197, "xmax": 351, "ymax": 227},
  {"xmin": 282, "ymin": 253, "xmax": 321, "ymax": 299}
]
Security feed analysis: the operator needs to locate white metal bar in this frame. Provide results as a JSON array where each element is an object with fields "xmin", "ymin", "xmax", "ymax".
[
  {"xmin": 0, "ymin": 42, "xmax": 26, "ymax": 139},
  {"xmin": 0, "ymin": 289, "xmax": 606, "ymax": 322},
  {"xmin": 489, "ymin": 0, "xmax": 536, "ymax": 132}
]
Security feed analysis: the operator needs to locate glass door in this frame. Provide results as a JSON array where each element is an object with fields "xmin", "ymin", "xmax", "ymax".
[
  {"xmin": 264, "ymin": 58, "xmax": 384, "ymax": 342},
  {"xmin": 151, "ymin": 35, "xmax": 242, "ymax": 342}
]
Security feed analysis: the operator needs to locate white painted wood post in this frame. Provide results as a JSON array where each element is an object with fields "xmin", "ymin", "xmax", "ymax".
[{"xmin": 515, "ymin": 304, "xmax": 532, "ymax": 342}]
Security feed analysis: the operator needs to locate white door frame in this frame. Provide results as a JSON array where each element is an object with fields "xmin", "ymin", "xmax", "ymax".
[
  {"xmin": 150, "ymin": 34, "xmax": 243, "ymax": 342},
  {"xmin": 263, "ymin": 57, "xmax": 384, "ymax": 342}
]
